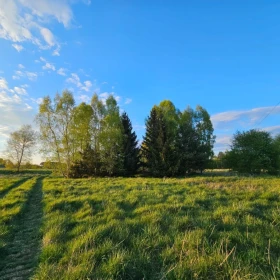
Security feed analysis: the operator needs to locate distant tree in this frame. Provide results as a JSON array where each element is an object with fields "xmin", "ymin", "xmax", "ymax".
[
  {"xmin": 36, "ymin": 90, "xmax": 75, "ymax": 178},
  {"xmin": 0, "ymin": 158, "xmax": 5, "ymax": 168},
  {"xmin": 192, "ymin": 106, "xmax": 215, "ymax": 173},
  {"xmin": 228, "ymin": 129, "xmax": 278, "ymax": 174},
  {"xmin": 5, "ymin": 125, "xmax": 37, "ymax": 172},
  {"xmin": 121, "ymin": 112, "xmax": 139, "ymax": 176}
]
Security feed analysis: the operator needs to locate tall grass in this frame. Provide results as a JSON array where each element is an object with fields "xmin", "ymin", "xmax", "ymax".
[{"xmin": 33, "ymin": 177, "xmax": 280, "ymax": 279}]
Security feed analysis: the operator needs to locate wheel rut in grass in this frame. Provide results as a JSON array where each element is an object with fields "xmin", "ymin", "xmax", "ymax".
[
  {"xmin": 0, "ymin": 177, "xmax": 43, "ymax": 280},
  {"xmin": 0, "ymin": 177, "xmax": 30, "ymax": 199}
]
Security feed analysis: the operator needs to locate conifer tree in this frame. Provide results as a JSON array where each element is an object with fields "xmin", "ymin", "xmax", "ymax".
[
  {"xmin": 121, "ymin": 112, "xmax": 139, "ymax": 176},
  {"xmin": 142, "ymin": 107, "xmax": 168, "ymax": 176}
]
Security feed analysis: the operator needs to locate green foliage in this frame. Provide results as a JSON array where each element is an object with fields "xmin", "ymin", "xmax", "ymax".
[
  {"xmin": 142, "ymin": 101, "xmax": 215, "ymax": 176},
  {"xmin": 70, "ymin": 102, "xmax": 93, "ymax": 160},
  {"xmin": 36, "ymin": 90, "xmax": 75, "ymax": 178},
  {"xmin": 99, "ymin": 95, "xmax": 124, "ymax": 176},
  {"xmin": 36, "ymin": 92, "xmax": 218, "ymax": 177},
  {"xmin": 226, "ymin": 130, "xmax": 278, "ymax": 174}
]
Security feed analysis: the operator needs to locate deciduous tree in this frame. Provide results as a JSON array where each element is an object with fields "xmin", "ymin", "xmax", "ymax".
[{"xmin": 5, "ymin": 125, "xmax": 37, "ymax": 172}]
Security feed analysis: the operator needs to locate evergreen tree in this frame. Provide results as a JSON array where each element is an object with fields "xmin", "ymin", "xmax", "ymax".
[
  {"xmin": 121, "ymin": 112, "xmax": 139, "ymax": 176},
  {"xmin": 142, "ymin": 107, "xmax": 169, "ymax": 176}
]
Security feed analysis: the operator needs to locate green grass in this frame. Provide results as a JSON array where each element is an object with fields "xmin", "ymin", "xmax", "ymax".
[
  {"xmin": 0, "ymin": 177, "xmax": 39, "ymax": 256},
  {"xmin": 0, "ymin": 177, "xmax": 28, "ymax": 197},
  {"xmin": 0, "ymin": 176, "xmax": 280, "ymax": 279},
  {"xmin": 0, "ymin": 177, "xmax": 43, "ymax": 280},
  {"xmin": 30, "ymin": 177, "xmax": 280, "ymax": 280},
  {"xmin": 0, "ymin": 168, "xmax": 52, "ymax": 176}
]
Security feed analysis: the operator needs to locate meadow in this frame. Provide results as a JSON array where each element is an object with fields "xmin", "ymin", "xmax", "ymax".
[{"xmin": 0, "ymin": 175, "xmax": 280, "ymax": 279}]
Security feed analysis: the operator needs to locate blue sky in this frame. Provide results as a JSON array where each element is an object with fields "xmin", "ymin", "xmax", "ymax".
[{"xmin": 1, "ymin": 0, "xmax": 280, "ymax": 163}]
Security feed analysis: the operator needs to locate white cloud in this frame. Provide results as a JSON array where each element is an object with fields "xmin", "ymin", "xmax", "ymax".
[
  {"xmin": 57, "ymin": 67, "xmax": 67, "ymax": 76},
  {"xmin": 0, "ymin": 0, "xmax": 90, "ymax": 53},
  {"xmin": 211, "ymin": 106, "xmax": 280, "ymax": 129},
  {"xmin": 40, "ymin": 27, "xmax": 55, "ymax": 46},
  {"xmin": 12, "ymin": 44, "xmax": 24, "ymax": 52},
  {"xmin": 0, "ymin": 77, "xmax": 9, "ymax": 90},
  {"xmin": 125, "ymin": 98, "xmax": 132, "ymax": 104},
  {"xmin": 66, "ymin": 73, "xmax": 93, "ymax": 92},
  {"xmin": 43, "ymin": 62, "xmax": 55, "ymax": 71},
  {"xmin": 14, "ymin": 86, "xmax": 27, "ymax": 95},
  {"xmin": 52, "ymin": 46, "xmax": 61, "ymax": 56},
  {"xmin": 263, "ymin": 125, "xmax": 280, "ymax": 135},
  {"xmin": 12, "ymin": 70, "xmax": 38, "ymax": 81},
  {"xmin": 18, "ymin": 64, "xmax": 25, "ymax": 69},
  {"xmin": 67, "ymin": 73, "xmax": 82, "ymax": 88},
  {"xmin": 81, "ymin": 80, "xmax": 92, "ymax": 92},
  {"xmin": 26, "ymin": 72, "xmax": 38, "ymax": 81}
]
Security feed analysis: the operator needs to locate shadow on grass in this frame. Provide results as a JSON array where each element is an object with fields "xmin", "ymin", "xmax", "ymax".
[
  {"xmin": 0, "ymin": 177, "xmax": 30, "ymax": 199},
  {"xmin": 0, "ymin": 177, "xmax": 43, "ymax": 280}
]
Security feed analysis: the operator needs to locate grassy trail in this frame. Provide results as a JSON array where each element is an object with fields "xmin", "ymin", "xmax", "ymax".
[{"xmin": 0, "ymin": 178, "xmax": 43, "ymax": 280}]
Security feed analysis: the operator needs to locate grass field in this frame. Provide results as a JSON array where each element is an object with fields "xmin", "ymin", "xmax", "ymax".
[{"xmin": 0, "ymin": 175, "xmax": 280, "ymax": 279}]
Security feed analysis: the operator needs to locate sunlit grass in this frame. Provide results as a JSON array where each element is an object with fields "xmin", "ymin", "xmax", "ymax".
[
  {"xmin": 0, "ymin": 177, "xmax": 39, "ymax": 257},
  {"xmin": 33, "ymin": 176, "xmax": 280, "ymax": 279}
]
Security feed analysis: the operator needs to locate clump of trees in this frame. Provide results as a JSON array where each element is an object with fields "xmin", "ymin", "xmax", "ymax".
[
  {"xmin": 34, "ymin": 90, "xmax": 215, "ymax": 178},
  {"xmin": 142, "ymin": 101, "xmax": 215, "ymax": 176},
  {"xmin": 223, "ymin": 129, "xmax": 280, "ymax": 174},
  {"xmin": 36, "ymin": 91, "xmax": 139, "ymax": 178}
]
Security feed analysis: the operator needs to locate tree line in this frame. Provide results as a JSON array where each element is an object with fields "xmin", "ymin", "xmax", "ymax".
[
  {"xmin": 212, "ymin": 129, "xmax": 280, "ymax": 174},
  {"xmin": 3, "ymin": 90, "xmax": 216, "ymax": 177}
]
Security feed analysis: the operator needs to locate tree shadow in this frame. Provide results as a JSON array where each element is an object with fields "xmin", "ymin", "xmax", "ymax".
[{"xmin": 0, "ymin": 177, "xmax": 44, "ymax": 280}]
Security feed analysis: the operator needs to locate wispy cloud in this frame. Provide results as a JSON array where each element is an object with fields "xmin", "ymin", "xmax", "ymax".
[
  {"xmin": 0, "ymin": 0, "xmax": 90, "ymax": 54},
  {"xmin": 43, "ymin": 62, "xmax": 55, "ymax": 71},
  {"xmin": 211, "ymin": 106, "xmax": 280, "ymax": 153},
  {"xmin": 0, "ymin": 78, "xmax": 34, "ymax": 139},
  {"xmin": 125, "ymin": 98, "xmax": 132, "ymax": 105},
  {"xmin": 13, "ymin": 70, "xmax": 38, "ymax": 81},
  {"xmin": 18, "ymin": 64, "xmax": 25, "ymax": 69},
  {"xmin": 12, "ymin": 44, "xmax": 24, "ymax": 52},
  {"xmin": 66, "ymin": 73, "xmax": 92, "ymax": 92},
  {"xmin": 57, "ymin": 68, "xmax": 67, "ymax": 76},
  {"xmin": 211, "ymin": 106, "xmax": 280, "ymax": 130},
  {"xmin": 0, "ymin": 77, "xmax": 9, "ymax": 90}
]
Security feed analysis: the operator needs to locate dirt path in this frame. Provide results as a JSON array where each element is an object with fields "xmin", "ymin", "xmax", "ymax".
[{"xmin": 0, "ymin": 177, "xmax": 43, "ymax": 280}]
